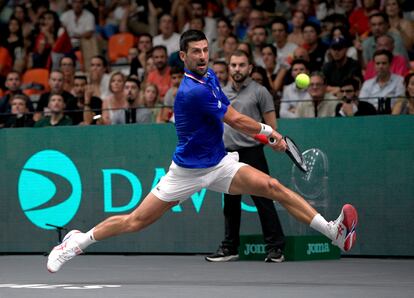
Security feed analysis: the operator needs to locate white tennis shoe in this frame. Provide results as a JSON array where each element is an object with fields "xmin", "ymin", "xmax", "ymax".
[
  {"xmin": 47, "ymin": 230, "xmax": 83, "ymax": 273},
  {"xmin": 330, "ymin": 204, "xmax": 358, "ymax": 252}
]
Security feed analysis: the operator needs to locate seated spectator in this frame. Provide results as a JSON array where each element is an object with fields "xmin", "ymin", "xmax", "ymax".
[
  {"xmin": 31, "ymin": 10, "xmax": 72, "ymax": 69},
  {"xmin": 181, "ymin": 0, "xmax": 218, "ymax": 43},
  {"xmin": 0, "ymin": 71, "xmax": 32, "ymax": 127},
  {"xmin": 261, "ymin": 44, "xmax": 289, "ymax": 94},
  {"xmin": 362, "ymin": 12, "xmax": 408, "ymax": 66},
  {"xmin": 250, "ymin": 25, "xmax": 268, "ymax": 67},
  {"xmin": 280, "ymin": 59, "xmax": 311, "ymax": 118},
  {"xmin": 153, "ymin": 14, "xmax": 180, "ymax": 57},
  {"xmin": 88, "ymin": 55, "xmax": 111, "ymax": 99},
  {"xmin": 101, "ymin": 72, "xmax": 127, "ymax": 125},
  {"xmin": 359, "ymin": 49, "xmax": 404, "ymax": 113},
  {"xmin": 325, "ymin": 25, "xmax": 358, "ymax": 62},
  {"xmin": 137, "ymin": 83, "xmax": 162, "ymax": 123},
  {"xmin": 71, "ymin": 75, "xmax": 102, "ymax": 125},
  {"xmin": 250, "ymin": 65, "xmax": 280, "ymax": 116},
  {"xmin": 159, "ymin": 66, "xmax": 184, "ymax": 123},
  {"xmin": 271, "ymin": 17, "xmax": 298, "ymax": 66},
  {"xmin": 210, "ymin": 18, "xmax": 233, "ymax": 60},
  {"xmin": 3, "ymin": 16, "xmax": 26, "ymax": 73},
  {"xmin": 123, "ymin": 76, "xmax": 141, "ymax": 123},
  {"xmin": 296, "ymin": 71, "xmax": 339, "ymax": 118},
  {"xmin": 384, "ymin": 0, "xmax": 414, "ymax": 54},
  {"xmin": 60, "ymin": 0, "xmax": 95, "ymax": 50},
  {"xmin": 288, "ymin": 10, "xmax": 306, "ymax": 46},
  {"xmin": 349, "ymin": 0, "xmax": 380, "ymax": 37},
  {"xmin": 0, "ymin": 46, "xmax": 13, "ymax": 90},
  {"xmin": 322, "ymin": 37, "xmax": 363, "ymax": 97},
  {"xmin": 335, "ymin": 78, "xmax": 377, "ymax": 117},
  {"xmin": 34, "ymin": 70, "xmax": 77, "ymax": 122},
  {"xmin": 302, "ymin": 22, "xmax": 328, "ymax": 71},
  {"xmin": 4, "ymin": 94, "xmax": 35, "ymax": 128},
  {"xmin": 59, "ymin": 55, "xmax": 76, "ymax": 93},
  {"xmin": 213, "ymin": 34, "xmax": 239, "ymax": 64},
  {"xmin": 34, "ymin": 93, "xmax": 73, "ymax": 127},
  {"xmin": 232, "ymin": 0, "xmax": 253, "ymax": 41},
  {"xmin": 212, "ymin": 60, "xmax": 229, "ymax": 88},
  {"xmin": 364, "ymin": 34, "xmax": 410, "ymax": 80},
  {"xmin": 12, "ymin": 4, "xmax": 35, "ymax": 49},
  {"xmin": 392, "ymin": 73, "xmax": 414, "ymax": 115},
  {"xmin": 130, "ymin": 33, "xmax": 153, "ymax": 80},
  {"xmin": 146, "ymin": 45, "xmax": 171, "ymax": 101}
]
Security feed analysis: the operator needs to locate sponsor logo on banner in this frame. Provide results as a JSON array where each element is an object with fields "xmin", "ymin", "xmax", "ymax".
[{"xmin": 18, "ymin": 150, "xmax": 82, "ymax": 230}]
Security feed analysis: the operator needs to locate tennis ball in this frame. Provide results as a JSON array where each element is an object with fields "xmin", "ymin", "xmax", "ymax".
[{"xmin": 295, "ymin": 73, "xmax": 310, "ymax": 89}]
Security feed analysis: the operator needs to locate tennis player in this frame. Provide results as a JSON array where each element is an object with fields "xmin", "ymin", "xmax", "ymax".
[{"xmin": 47, "ymin": 30, "xmax": 358, "ymax": 273}]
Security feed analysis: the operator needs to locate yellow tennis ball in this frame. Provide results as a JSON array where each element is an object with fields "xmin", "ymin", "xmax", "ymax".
[{"xmin": 295, "ymin": 73, "xmax": 310, "ymax": 89}]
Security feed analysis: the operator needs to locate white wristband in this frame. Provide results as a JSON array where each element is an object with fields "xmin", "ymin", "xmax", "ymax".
[{"xmin": 259, "ymin": 123, "xmax": 273, "ymax": 136}]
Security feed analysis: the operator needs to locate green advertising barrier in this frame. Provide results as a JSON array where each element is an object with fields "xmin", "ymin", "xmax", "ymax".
[
  {"xmin": 0, "ymin": 116, "xmax": 413, "ymax": 256},
  {"xmin": 239, "ymin": 235, "xmax": 340, "ymax": 261}
]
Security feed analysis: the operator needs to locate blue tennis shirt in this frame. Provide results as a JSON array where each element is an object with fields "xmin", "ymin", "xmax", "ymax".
[{"xmin": 172, "ymin": 68, "xmax": 230, "ymax": 168}]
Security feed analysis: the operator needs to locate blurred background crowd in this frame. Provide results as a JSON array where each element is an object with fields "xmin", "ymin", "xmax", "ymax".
[{"xmin": 0, "ymin": 0, "xmax": 413, "ymax": 128}]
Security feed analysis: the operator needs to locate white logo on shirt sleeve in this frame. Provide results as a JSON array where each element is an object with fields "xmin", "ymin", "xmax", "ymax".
[{"xmin": 217, "ymin": 100, "xmax": 222, "ymax": 109}]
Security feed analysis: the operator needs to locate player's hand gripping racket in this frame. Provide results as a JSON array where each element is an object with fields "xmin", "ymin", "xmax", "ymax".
[{"xmin": 254, "ymin": 134, "xmax": 308, "ymax": 173}]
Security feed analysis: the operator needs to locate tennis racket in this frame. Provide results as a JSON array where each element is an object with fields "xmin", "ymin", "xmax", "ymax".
[{"xmin": 254, "ymin": 134, "xmax": 308, "ymax": 173}]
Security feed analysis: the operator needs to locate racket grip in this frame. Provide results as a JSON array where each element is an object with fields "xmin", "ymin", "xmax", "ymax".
[{"xmin": 254, "ymin": 134, "xmax": 277, "ymax": 145}]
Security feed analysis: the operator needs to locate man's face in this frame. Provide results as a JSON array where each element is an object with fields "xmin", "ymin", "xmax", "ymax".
[
  {"xmin": 49, "ymin": 72, "xmax": 64, "ymax": 93},
  {"xmin": 212, "ymin": 63, "xmax": 228, "ymax": 85},
  {"xmin": 374, "ymin": 54, "xmax": 391, "ymax": 76},
  {"xmin": 271, "ymin": 23, "xmax": 287, "ymax": 43},
  {"xmin": 341, "ymin": 0, "xmax": 355, "ymax": 13},
  {"xmin": 171, "ymin": 73, "xmax": 183, "ymax": 87},
  {"xmin": 73, "ymin": 78, "xmax": 86, "ymax": 97},
  {"xmin": 330, "ymin": 47, "xmax": 347, "ymax": 61},
  {"xmin": 123, "ymin": 81, "xmax": 139, "ymax": 101},
  {"xmin": 251, "ymin": 27, "xmax": 267, "ymax": 47},
  {"xmin": 191, "ymin": 3, "xmax": 204, "ymax": 17},
  {"xmin": 308, "ymin": 75, "xmax": 326, "ymax": 100},
  {"xmin": 229, "ymin": 55, "xmax": 252, "ymax": 83},
  {"xmin": 48, "ymin": 95, "xmax": 65, "ymax": 113},
  {"xmin": 180, "ymin": 39, "xmax": 209, "ymax": 76},
  {"xmin": 376, "ymin": 36, "xmax": 393, "ymax": 51},
  {"xmin": 5, "ymin": 73, "xmax": 21, "ymax": 92},
  {"xmin": 303, "ymin": 26, "xmax": 318, "ymax": 44},
  {"xmin": 370, "ymin": 16, "xmax": 388, "ymax": 37},
  {"xmin": 138, "ymin": 36, "xmax": 152, "ymax": 53},
  {"xmin": 261, "ymin": 47, "xmax": 276, "ymax": 68},
  {"xmin": 11, "ymin": 98, "xmax": 27, "ymax": 115},
  {"xmin": 291, "ymin": 63, "xmax": 307, "ymax": 78},
  {"xmin": 339, "ymin": 84, "xmax": 356, "ymax": 102},
  {"xmin": 72, "ymin": 0, "xmax": 84, "ymax": 14},
  {"xmin": 159, "ymin": 15, "xmax": 174, "ymax": 36},
  {"xmin": 152, "ymin": 48, "xmax": 168, "ymax": 71}
]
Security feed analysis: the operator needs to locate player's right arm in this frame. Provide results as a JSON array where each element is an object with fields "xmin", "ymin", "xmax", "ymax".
[{"xmin": 223, "ymin": 105, "xmax": 286, "ymax": 151}]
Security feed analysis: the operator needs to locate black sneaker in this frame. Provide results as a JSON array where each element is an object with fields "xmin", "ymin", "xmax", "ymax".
[
  {"xmin": 264, "ymin": 248, "xmax": 285, "ymax": 263},
  {"xmin": 205, "ymin": 247, "xmax": 239, "ymax": 262}
]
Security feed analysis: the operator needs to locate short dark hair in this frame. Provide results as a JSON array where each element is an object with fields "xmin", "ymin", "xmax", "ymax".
[
  {"xmin": 213, "ymin": 60, "xmax": 228, "ymax": 68},
  {"xmin": 74, "ymin": 75, "xmax": 88, "ymax": 83},
  {"xmin": 302, "ymin": 21, "xmax": 321, "ymax": 35},
  {"xmin": 152, "ymin": 45, "xmax": 168, "ymax": 55},
  {"xmin": 125, "ymin": 75, "xmax": 141, "ymax": 88},
  {"xmin": 373, "ymin": 49, "xmax": 393, "ymax": 63},
  {"xmin": 339, "ymin": 77, "xmax": 360, "ymax": 91},
  {"xmin": 369, "ymin": 12, "xmax": 389, "ymax": 24},
  {"xmin": 138, "ymin": 33, "xmax": 153, "ymax": 42},
  {"xmin": 271, "ymin": 16, "xmax": 289, "ymax": 32},
  {"xmin": 290, "ymin": 59, "xmax": 309, "ymax": 71},
  {"xmin": 92, "ymin": 55, "xmax": 108, "ymax": 68},
  {"xmin": 180, "ymin": 29, "xmax": 207, "ymax": 52},
  {"xmin": 310, "ymin": 71, "xmax": 326, "ymax": 85},
  {"xmin": 230, "ymin": 49, "xmax": 253, "ymax": 65},
  {"xmin": 11, "ymin": 93, "xmax": 30, "ymax": 106},
  {"xmin": 261, "ymin": 43, "xmax": 277, "ymax": 57},
  {"xmin": 170, "ymin": 65, "xmax": 184, "ymax": 75}
]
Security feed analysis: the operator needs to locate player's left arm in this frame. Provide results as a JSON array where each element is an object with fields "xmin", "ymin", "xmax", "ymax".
[{"xmin": 223, "ymin": 105, "xmax": 286, "ymax": 151}]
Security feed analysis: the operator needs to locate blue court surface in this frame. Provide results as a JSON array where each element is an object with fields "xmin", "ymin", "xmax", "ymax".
[{"xmin": 0, "ymin": 255, "xmax": 413, "ymax": 298}]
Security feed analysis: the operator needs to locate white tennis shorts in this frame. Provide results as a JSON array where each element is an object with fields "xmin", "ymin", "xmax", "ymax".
[{"xmin": 151, "ymin": 152, "xmax": 247, "ymax": 203}]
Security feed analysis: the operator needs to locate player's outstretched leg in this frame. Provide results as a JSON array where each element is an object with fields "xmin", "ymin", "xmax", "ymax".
[
  {"xmin": 228, "ymin": 165, "xmax": 359, "ymax": 252},
  {"xmin": 47, "ymin": 193, "xmax": 174, "ymax": 273}
]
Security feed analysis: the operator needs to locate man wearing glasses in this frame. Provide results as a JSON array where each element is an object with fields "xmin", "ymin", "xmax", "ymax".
[{"xmin": 335, "ymin": 78, "xmax": 376, "ymax": 117}]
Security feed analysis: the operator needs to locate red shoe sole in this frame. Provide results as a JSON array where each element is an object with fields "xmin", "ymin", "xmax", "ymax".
[{"xmin": 342, "ymin": 204, "xmax": 358, "ymax": 251}]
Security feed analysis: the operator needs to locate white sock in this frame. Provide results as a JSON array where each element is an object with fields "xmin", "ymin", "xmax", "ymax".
[
  {"xmin": 76, "ymin": 228, "xmax": 97, "ymax": 250},
  {"xmin": 310, "ymin": 214, "xmax": 333, "ymax": 239}
]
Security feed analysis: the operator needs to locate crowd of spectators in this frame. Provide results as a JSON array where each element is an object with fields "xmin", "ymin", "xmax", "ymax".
[{"xmin": 0, "ymin": 0, "xmax": 414, "ymax": 129}]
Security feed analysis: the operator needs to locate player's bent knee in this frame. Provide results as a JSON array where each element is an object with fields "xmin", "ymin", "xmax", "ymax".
[{"xmin": 267, "ymin": 177, "xmax": 288, "ymax": 201}]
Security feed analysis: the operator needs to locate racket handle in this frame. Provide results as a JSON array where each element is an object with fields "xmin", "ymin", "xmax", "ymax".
[{"xmin": 254, "ymin": 134, "xmax": 276, "ymax": 145}]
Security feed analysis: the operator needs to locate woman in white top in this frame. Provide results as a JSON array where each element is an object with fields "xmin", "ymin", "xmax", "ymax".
[{"xmin": 102, "ymin": 71, "xmax": 128, "ymax": 125}]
